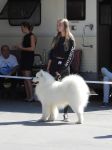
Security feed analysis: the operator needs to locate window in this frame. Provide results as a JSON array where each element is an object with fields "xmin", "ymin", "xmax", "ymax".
[
  {"xmin": 67, "ymin": 0, "xmax": 86, "ymax": 20},
  {"xmin": 0, "ymin": 0, "xmax": 41, "ymax": 26},
  {"xmin": 0, "ymin": 1, "xmax": 8, "ymax": 19}
]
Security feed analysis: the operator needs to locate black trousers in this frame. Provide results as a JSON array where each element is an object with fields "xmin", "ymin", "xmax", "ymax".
[{"xmin": 61, "ymin": 69, "xmax": 70, "ymax": 114}]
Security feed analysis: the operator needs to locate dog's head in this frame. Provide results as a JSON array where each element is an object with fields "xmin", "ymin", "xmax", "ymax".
[
  {"xmin": 32, "ymin": 70, "xmax": 44, "ymax": 84},
  {"xmin": 32, "ymin": 70, "xmax": 55, "ymax": 85}
]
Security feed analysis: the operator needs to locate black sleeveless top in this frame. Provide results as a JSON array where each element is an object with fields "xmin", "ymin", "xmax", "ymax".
[
  {"xmin": 22, "ymin": 33, "xmax": 33, "ymax": 48},
  {"xmin": 20, "ymin": 33, "xmax": 35, "ymax": 70}
]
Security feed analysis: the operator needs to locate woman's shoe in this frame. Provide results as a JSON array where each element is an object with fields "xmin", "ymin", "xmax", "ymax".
[
  {"xmin": 63, "ymin": 114, "xmax": 69, "ymax": 122},
  {"xmin": 24, "ymin": 97, "xmax": 35, "ymax": 102},
  {"xmin": 101, "ymin": 103, "xmax": 109, "ymax": 107}
]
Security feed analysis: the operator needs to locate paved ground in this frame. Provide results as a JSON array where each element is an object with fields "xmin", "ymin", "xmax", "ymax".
[{"xmin": 0, "ymin": 98, "xmax": 112, "ymax": 150}]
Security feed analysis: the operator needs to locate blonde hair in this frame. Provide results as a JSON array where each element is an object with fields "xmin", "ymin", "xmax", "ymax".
[
  {"xmin": 52, "ymin": 18, "xmax": 75, "ymax": 50},
  {"xmin": 51, "ymin": 19, "xmax": 62, "ymax": 48}
]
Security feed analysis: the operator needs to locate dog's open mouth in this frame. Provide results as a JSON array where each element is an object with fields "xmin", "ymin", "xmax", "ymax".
[
  {"xmin": 32, "ymin": 77, "xmax": 39, "ymax": 85},
  {"xmin": 32, "ymin": 81, "xmax": 39, "ymax": 85},
  {"xmin": 34, "ymin": 81, "xmax": 39, "ymax": 84}
]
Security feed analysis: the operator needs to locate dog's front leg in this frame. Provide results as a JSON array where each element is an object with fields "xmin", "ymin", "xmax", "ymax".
[
  {"xmin": 48, "ymin": 106, "xmax": 59, "ymax": 121},
  {"xmin": 41, "ymin": 103, "xmax": 50, "ymax": 121}
]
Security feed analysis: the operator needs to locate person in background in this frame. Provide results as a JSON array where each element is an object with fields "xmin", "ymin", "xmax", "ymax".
[
  {"xmin": 47, "ymin": 18, "xmax": 76, "ymax": 121},
  {"xmin": 101, "ymin": 67, "xmax": 112, "ymax": 107},
  {"xmin": 47, "ymin": 19, "xmax": 62, "ymax": 72},
  {"xmin": 16, "ymin": 22, "xmax": 37, "ymax": 101},
  {"xmin": 0, "ymin": 45, "xmax": 19, "ymax": 91}
]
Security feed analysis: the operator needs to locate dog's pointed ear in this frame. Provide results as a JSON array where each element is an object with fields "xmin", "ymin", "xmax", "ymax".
[{"xmin": 40, "ymin": 69, "xmax": 44, "ymax": 77}]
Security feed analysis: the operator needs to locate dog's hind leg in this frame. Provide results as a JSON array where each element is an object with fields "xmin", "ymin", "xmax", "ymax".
[
  {"xmin": 71, "ymin": 105, "xmax": 84, "ymax": 124},
  {"xmin": 76, "ymin": 112, "xmax": 84, "ymax": 124},
  {"xmin": 76, "ymin": 106, "xmax": 84, "ymax": 124},
  {"xmin": 48, "ymin": 106, "xmax": 59, "ymax": 121}
]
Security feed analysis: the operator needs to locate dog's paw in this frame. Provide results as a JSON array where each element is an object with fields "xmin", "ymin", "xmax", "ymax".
[
  {"xmin": 75, "ymin": 121, "xmax": 83, "ymax": 124},
  {"xmin": 48, "ymin": 118, "xmax": 55, "ymax": 122},
  {"xmin": 39, "ymin": 117, "xmax": 48, "ymax": 122},
  {"xmin": 37, "ymin": 118, "xmax": 45, "ymax": 122},
  {"xmin": 48, "ymin": 117, "xmax": 55, "ymax": 122}
]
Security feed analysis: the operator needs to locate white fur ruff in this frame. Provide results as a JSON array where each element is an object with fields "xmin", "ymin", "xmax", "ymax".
[{"xmin": 33, "ymin": 70, "xmax": 90, "ymax": 124}]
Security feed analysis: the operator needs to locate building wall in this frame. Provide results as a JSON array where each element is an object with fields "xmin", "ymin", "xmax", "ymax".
[{"xmin": 0, "ymin": 0, "xmax": 97, "ymax": 72}]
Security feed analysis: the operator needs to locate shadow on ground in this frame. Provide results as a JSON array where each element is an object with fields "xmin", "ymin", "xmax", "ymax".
[
  {"xmin": 0, "ymin": 98, "xmax": 42, "ymax": 114},
  {"xmin": 94, "ymin": 135, "xmax": 112, "ymax": 139},
  {"xmin": 0, "ymin": 96, "xmax": 112, "ymax": 114},
  {"xmin": 0, "ymin": 119, "xmax": 75, "ymax": 127}
]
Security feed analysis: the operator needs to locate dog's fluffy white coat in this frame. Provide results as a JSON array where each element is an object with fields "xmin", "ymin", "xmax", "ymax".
[{"xmin": 33, "ymin": 70, "xmax": 90, "ymax": 123}]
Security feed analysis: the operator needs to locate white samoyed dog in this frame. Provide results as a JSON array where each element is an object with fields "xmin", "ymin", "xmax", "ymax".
[{"xmin": 33, "ymin": 70, "xmax": 90, "ymax": 124}]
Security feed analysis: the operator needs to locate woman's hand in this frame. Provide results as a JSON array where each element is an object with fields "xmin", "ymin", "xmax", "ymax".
[
  {"xmin": 14, "ymin": 45, "xmax": 23, "ymax": 50},
  {"xmin": 56, "ymin": 72, "xmax": 61, "ymax": 80},
  {"xmin": 47, "ymin": 68, "xmax": 50, "ymax": 73}
]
